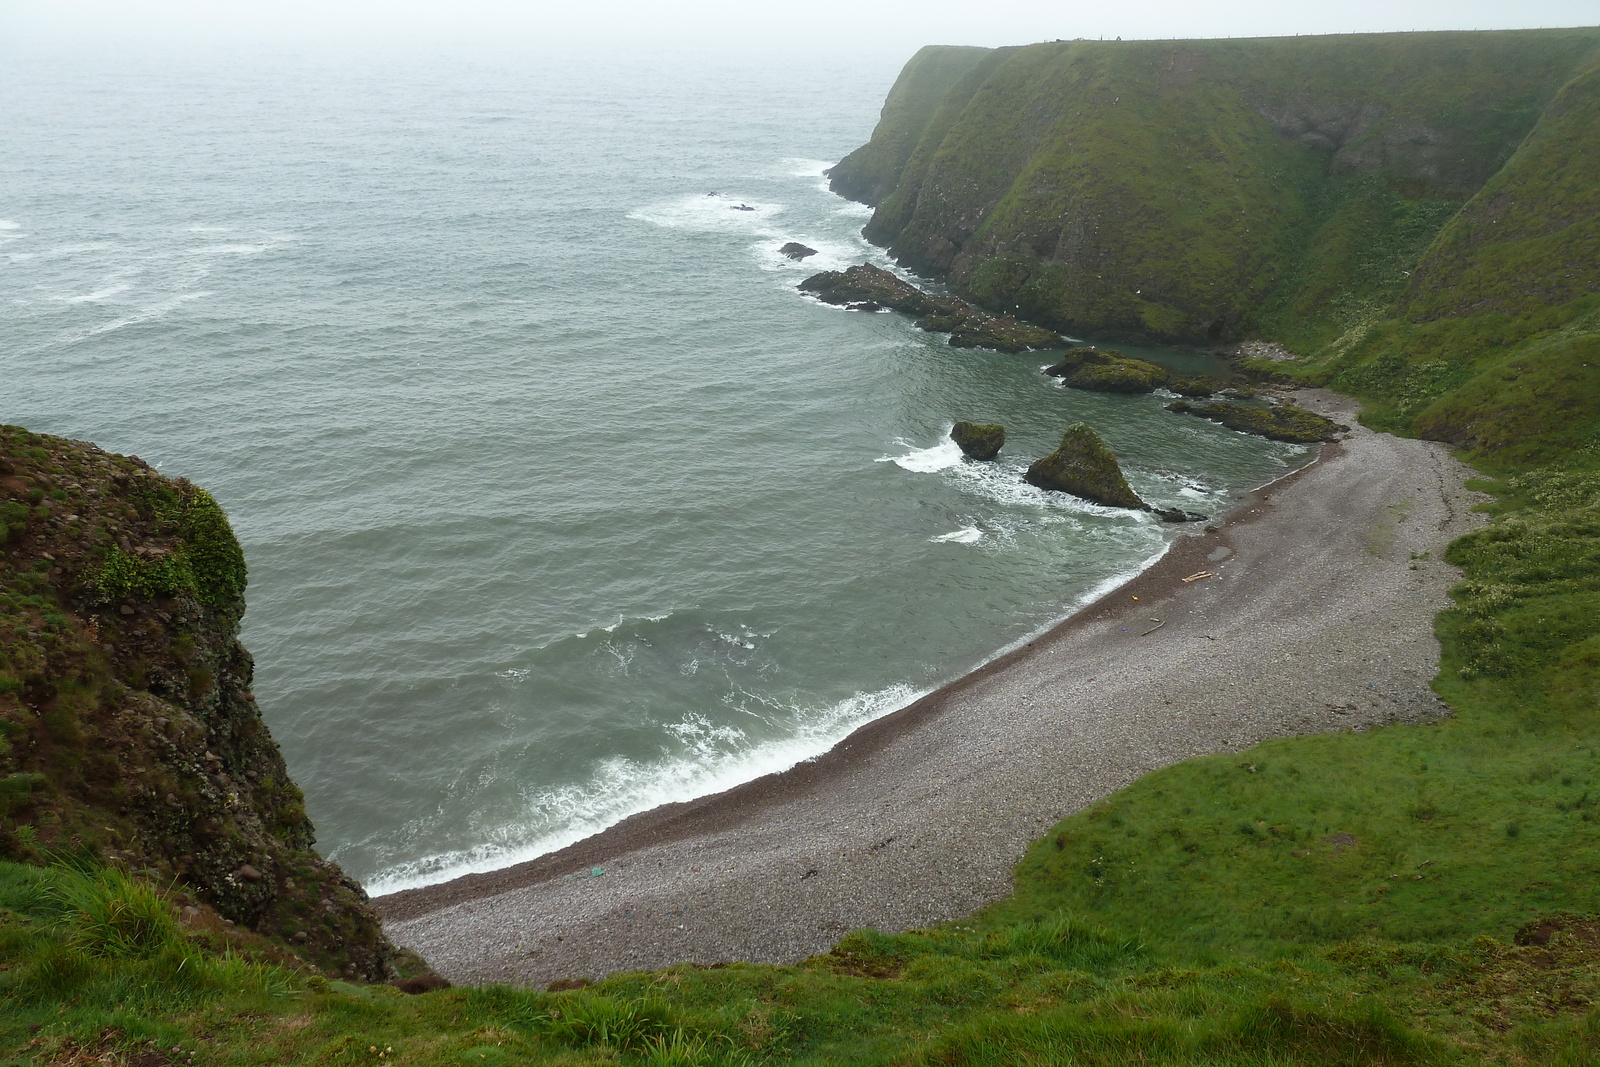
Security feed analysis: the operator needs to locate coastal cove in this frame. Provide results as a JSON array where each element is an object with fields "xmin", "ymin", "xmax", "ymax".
[
  {"xmin": 0, "ymin": 43, "xmax": 1310, "ymax": 897},
  {"xmin": 377, "ymin": 390, "xmax": 1488, "ymax": 984},
  {"xmin": 5, "ymin": 20, "xmax": 1600, "ymax": 1064}
]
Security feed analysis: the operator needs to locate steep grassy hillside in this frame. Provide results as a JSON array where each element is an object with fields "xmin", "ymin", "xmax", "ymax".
[{"xmin": 834, "ymin": 29, "xmax": 1600, "ymax": 345}]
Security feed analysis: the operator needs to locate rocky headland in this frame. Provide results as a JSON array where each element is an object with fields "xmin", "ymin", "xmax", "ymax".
[{"xmin": 0, "ymin": 426, "xmax": 422, "ymax": 982}]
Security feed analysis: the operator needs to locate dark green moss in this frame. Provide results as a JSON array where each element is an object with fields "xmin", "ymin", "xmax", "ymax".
[{"xmin": 950, "ymin": 422, "xmax": 1005, "ymax": 460}]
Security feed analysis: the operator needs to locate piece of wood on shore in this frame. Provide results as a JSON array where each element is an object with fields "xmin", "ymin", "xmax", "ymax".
[{"xmin": 1182, "ymin": 571, "xmax": 1215, "ymax": 583}]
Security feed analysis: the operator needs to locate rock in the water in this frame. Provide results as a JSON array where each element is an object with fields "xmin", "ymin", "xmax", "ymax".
[
  {"xmin": 951, "ymin": 421, "xmax": 1005, "ymax": 460},
  {"xmin": 1169, "ymin": 375, "xmax": 1226, "ymax": 397},
  {"xmin": 1024, "ymin": 423, "xmax": 1147, "ymax": 509},
  {"xmin": 1166, "ymin": 398, "xmax": 1346, "ymax": 442},
  {"xmin": 1153, "ymin": 507, "xmax": 1209, "ymax": 523},
  {"xmin": 780, "ymin": 242, "xmax": 819, "ymax": 261},
  {"xmin": 799, "ymin": 263, "xmax": 1062, "ymax": 352},
  {"xmin": 1043, "ymin": 347, "xmax": 1170, "ymax": 393}
]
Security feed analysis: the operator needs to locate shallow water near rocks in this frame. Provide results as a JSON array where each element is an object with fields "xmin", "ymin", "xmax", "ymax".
[{"xmin": 0, "ymin": 41, "xmax": 1309, "ymax": 893}]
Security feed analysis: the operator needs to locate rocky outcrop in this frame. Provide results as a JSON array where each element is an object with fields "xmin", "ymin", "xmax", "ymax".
[
  {"xmin": 951, "ymin": 422, "xmax": 1004, "ymax": 460},
  {"xmin": 780, "ymin": 242, "xmax": 819, "ymax": 261},
  {"xmin": 1044, "ymin": 347, "xmax": 1171, "ymax": 393},
  {"xmin": 0, "ymin": 425, "xmax": 421, "ymax": 982},
  {"xmin": 1023, "ymin": 424, "xmax": 1147, "ymax": 510},
  {"xmin": 799, "ymin": 263, "xmax": 1062, "ymax": 353},
  {"xmin": 1167, "ymin": 399, "xmax": 1346, "ymax": 443}
]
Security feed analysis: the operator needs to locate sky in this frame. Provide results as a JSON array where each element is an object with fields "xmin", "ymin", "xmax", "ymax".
[{"xmin": 4, "ymin": 0, "xmax": 1598, "ymax": 54}]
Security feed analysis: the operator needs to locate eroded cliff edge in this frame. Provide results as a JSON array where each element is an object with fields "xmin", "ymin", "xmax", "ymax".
[{"xmin": 0, "ymin": 426, "xmax": 408, "ymax": 981}]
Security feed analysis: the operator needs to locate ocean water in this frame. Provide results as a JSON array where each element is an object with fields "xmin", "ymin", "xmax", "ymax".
[{"xmin": 0, "ymin": 42, "xmax": 1309, "ymax": 894}]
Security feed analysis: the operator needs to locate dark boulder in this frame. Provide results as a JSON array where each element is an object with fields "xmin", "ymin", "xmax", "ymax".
[
  {"xmin": 1166, "ymin": 398, "xmax": 1346, "ymax": 443},
  {"xmin": 1044, "ymin": 347, "xmax": 1170, "ymax": 393},
  {"xmin": 951, "ymin": 421, "xmax": 1005, "ymax": 460},
  {"xmin": 1024, "ymin": 424, "xmax": 1147, "ymax": 509},
  {"xmin": 780, "ymin": 242, "xmax": 819, "ymax": 261}
]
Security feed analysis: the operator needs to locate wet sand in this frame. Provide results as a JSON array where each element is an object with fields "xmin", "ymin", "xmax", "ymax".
[{"xmin": 376, "ymin": 391, "xmax": 1487, "ymax": 986}]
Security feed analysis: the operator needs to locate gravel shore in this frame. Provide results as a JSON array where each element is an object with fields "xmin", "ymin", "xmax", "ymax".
[{"xmin": 376, "ymin": 391, "xmax": 1487, "ymax": 986}]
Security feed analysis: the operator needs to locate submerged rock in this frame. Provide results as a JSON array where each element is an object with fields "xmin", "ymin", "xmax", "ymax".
[
  {"xmin": 1167, "ymin": 398, "xmax": 1346, "ymax": 443},
  {"xmin": 1043, "ymin": 347, "xmax": 1171, "ymax": 393},
  {"xmin": 780, "ymin": 242, "xmax": 819, "ymax": 261},
  {"xmin": 951, "ymin": 421, "xmax": 1005, "ymax": 460},
  {"xmin": 1024, "ymin": 423, "xmax": 1148, "ymax": 509},
  {"xmin": 799, "ymin": 263, "xmax": 1062, "ymax": 353}
]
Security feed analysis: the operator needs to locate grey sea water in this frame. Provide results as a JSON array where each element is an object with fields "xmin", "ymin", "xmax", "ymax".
[{"xmin": 0, "ymin": 41, "xmax": 1309, "ymax": 893}]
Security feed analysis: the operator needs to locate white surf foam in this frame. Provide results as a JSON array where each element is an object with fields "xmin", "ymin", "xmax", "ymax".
[
  {"xmin": 629, "ymin": 194, "xmax": 785, "ymax": 235},
  {"xmin": 780, "ymin": 157, "xmax": 832, "ymax": 177},
  {"xmin": 930, "ymin": 526, "xmax": 983, "ymax": 544},
  {"xmin": 752, "ymin": 235, "xmax": 870, "ymax": 275},
  {"xmin": 363, "ymin": 681, "xmax": 927, "ymax": 895},
  {"xmin": 877, "ymin": 436, "xmax": 964, "ymax": 473},
  {"xmin": 54, "ymin": 283, "xmax": 132, "ymax": 304}
]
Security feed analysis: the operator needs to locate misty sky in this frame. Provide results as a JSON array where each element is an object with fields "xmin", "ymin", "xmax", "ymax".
[{"xmin": 5, "ymin": 0, "xmax": 1598, "ymax": 53}]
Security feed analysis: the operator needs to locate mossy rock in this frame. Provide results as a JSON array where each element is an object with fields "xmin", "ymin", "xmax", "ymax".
[
  {"xmin": 1044, "ymin": 348, "xmax": 1171, "ymax": 393},
  {"xmin": 1169, "ymin": 375, "xmax": 1227, "ymax": 397},
  {"xmin": 1024, "ymin": 424, "xmax": 1148, "ymax": 509},
  {"xmin": 951, "ymin": 421, "xmax": 1005, "ymax": 460},
  {"xmin": 1167, "ymin": 399, "xmax": 1346, "ymax": 443}
]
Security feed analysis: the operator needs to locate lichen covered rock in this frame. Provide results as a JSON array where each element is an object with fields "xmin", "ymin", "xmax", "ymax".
[
  {"xmin": 799, "ymin": 263, "xmax": 1062, "ymax": 352},
  {"xmin": 0, "ymin": 425, "xmax": 415, "ymax": 982},
  {"xmin": 1043, "ymin": 347, "xmax": 1171, "ymax": 393},
  {"xmin": 1024, "ymin": 424, "xmax": 1148, "ymax": 509},
  {"xmin": 951, "ymin": 422, "xmax": 1005, "ymax": 460},
  {"xmin": 1167, "ymin": 399, "xmax": 1346, "ymax": 442}
]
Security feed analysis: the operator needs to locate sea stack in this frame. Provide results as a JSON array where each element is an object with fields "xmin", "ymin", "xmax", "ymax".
[
  {"xmin": 951, "ymin": 421, "xmax": 1005, "ymax": 460},
  {"xmin": 1024, "ymin": 423, "xmax": 1147, "ymax": 509}
]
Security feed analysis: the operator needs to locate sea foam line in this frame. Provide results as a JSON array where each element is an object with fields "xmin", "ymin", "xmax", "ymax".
[
  {"xmin": 364, "ymin": 533, "xmax": 1176, "ymax": 898},
  {"xmin": 363, "ymin": 682, "xmax": 925, "ymax": 895}
]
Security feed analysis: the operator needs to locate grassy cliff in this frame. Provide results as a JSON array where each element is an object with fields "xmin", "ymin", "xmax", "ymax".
[{"xmin": 835, "ymin": 29, "xmax": 1600, "ymax": 346}]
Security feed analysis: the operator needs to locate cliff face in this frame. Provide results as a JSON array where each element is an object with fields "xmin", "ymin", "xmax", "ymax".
[
  {"xmin": 0, "ymin": 427, "xmax": 400, "ymax": 981},
  {"xmin": 834, "ymin": 30, "xmax": 1600, "ymax": 346}
]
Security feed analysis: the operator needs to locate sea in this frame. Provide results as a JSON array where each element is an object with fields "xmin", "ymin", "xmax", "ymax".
[{"xmin": 0, "ymin": 39, "xmax": 1310, "ymax": 894}]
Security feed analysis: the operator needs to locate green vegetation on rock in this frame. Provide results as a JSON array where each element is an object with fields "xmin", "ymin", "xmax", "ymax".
[
  {"xmin": 0, "ymin": 427, "xmax": 412, "ymax": 983},
  {"xmin": 1044, "ymin": 346, "xmax": 1172, "ymax": 393},
  {"xmin": 1023, "ymin": 423, "xmax": 1147, "ymax": 509},
  {"xmin": 950, "ymin": 421, "xmax": 1005, "ymax": 460},
  {"xmin": 1167, "ymin": 398, "xmax": 1347, "ymax": 442}
]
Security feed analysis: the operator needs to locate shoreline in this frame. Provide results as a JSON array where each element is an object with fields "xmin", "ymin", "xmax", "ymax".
[
  {"xmin": 374, "ymin": 443, "xmax": 1323, "ymax": 921},
  {"xmin": 378, "ymin": 390, "xmax": 1488, "ymax": 986}
]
